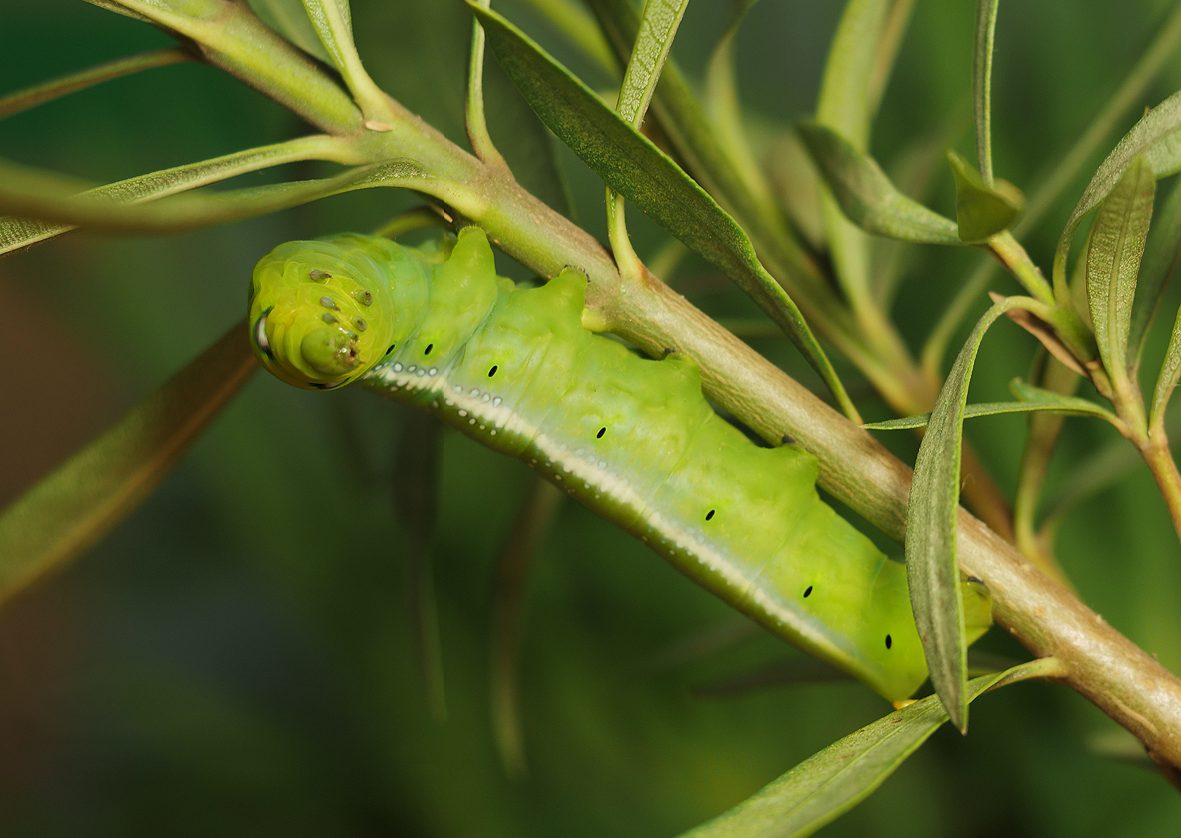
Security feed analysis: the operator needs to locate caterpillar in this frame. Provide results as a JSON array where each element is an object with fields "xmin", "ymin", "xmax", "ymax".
[{"xmin": 247, "ymin": 226, "xmax": 991, "ymax": 703}]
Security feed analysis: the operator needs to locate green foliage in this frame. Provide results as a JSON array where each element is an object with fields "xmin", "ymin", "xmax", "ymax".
[{"xmin": 4, "ymin": 2, "xmax": 1181, "ymax": 836}]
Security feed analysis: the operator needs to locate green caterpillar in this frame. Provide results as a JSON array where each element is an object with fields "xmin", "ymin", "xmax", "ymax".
[{"xmin": 247, "ymin": 226, "xmax": 991, "ymax": 703}]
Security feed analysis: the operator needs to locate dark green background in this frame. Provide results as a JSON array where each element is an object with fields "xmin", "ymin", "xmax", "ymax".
[{"xmin": 2, "ymin": 1, "xmax": 1181, "ymax": 835}]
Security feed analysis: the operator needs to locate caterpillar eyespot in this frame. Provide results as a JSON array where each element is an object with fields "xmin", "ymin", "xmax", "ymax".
[{"xmin": 247, "ymin": 226, "xmax": 992, "ymax": 702}]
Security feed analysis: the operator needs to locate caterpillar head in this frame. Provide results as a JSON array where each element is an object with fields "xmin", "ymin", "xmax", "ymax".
[{"xmin": 248, "ymin": 239, "xmax": 397, "ymax": 390}]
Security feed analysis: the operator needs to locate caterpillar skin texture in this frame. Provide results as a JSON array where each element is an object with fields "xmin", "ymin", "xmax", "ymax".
[{"xmin": 249, "ymin": 227, "xmax": 991, "ymax": 702}]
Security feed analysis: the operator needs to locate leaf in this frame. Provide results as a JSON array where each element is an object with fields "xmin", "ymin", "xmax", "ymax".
[
  {"xmin": 797, "ymin": 122, "xmax": 961, "ymax": 245},
  {"xmin": 471, "ymin": 2, "xmax": 859, "ymax": 421},
  {"xmin": 906, "ymin": 296, "xmax": 1042, "ymax": 732},
  {"xmin": 972, "ymin": 0, "xmax": 999, "ymax": 182},
  {"xmin": 947, "ymin": 149, "xmax": 1023, "ymax": 243},
  {"xmin": 0, "ymin": 135, "xmax": 357, "ymax": 255},
  {"xmin": 248, "ymin": 0, "xmax": 332, "ymax": 63},
  {"xmin": 300, "ymin": 0, "xmax": 388, "ymax": 119},
  {"xmin": 0, "ymin": 158, "xmax": 431, "ymax": 236},
  {"xmin": 615, "ymin": 0, "xmax": 687, "ymax": 128},
  {"xmin": 1086, "ymin": 156, "xmax": 1155, "ymax": 384},
  {"xmin": 815, "ymin": 0, "xmax": 895, "ymax": 307},
  {"xmin": 1130, "ymin": 178, "xmax": 1181, "ymax": 360},
  {"xmin": 1054, "ymin": 88, "xmax": 1181, "ymax": 294},
  {"xmin": 606, "ymin": 0, "xmax": 689, "ymax": 273},
  {"xmin": 1150, "ymin": 300, "xmax": 1181, "ymax": 427},
  {"xmin": 865, "ymin": 378, "xmax": 1119, "ymax": 430},
  {"xmin": 0, "ymin": 322, "xmax": 255, "ymax": 603},
  {"xmin": 0, "ymin": 47, "xmax": 191, "ymax": 119},
  {"xmin": 684, "ymin": 659, "xmax": 1060, "ymax": 838}
]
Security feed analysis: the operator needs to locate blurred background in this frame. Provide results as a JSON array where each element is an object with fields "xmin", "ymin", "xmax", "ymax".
[{"xmin": 3, "ymin": 1, "xmax": 1181, "ymax": 835}]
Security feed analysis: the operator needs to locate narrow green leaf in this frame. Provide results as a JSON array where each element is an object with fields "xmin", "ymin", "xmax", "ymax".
[
  {"xmin": 684, "ymin": 658, "xmax": 1060, "ymax": 838},
  {"xmin": 798, "ymin": 122, "xmax": 960, "ymax": 245},
  {"xmin": 907, "ymin": 296, "xmax": 1042, "ymax": 732},
  {"xmin": 83, "ymin": 0, "xmax": 153, "ymax": 23},
  {"xmin": 0, "ymin": 47, "xmax": 190, "ymax": 119},
  {"xmin": 471, "ymin": 2, "xmax": 859, "ymax": 420},
  {"xmin": 300, "ymin": 0, "xmax": 389, "ymax": 120},
  {"xmin": 606, "ymin": 0, "xmax": 689, "ymax": 277},
  {"xmin": 815, "ymin": 0, "xmax": 894, "ymax": 308},
  {"xmin": 0, "ymin": 322, "xmax": 255, "ymax": 604},
  {"xmin": 0, "ymin": 136, "xmax": 358, "ymax": 256},
  {"xmin": 393, "ymin": 412, "xmax": 448, "ymax": 722},
  {"xmin": 972, "ymin": 0, "xmax": 999, "ymax": 182},
  {"xmin": 1149, "ymin": 303, "xmax": 1181, "ymax": 427},
  {"xmin": 491, "ymin": 478, "xmax": 564, "ymax": 777},
  {"xmin": 1086, "ymin": 156, "xmax": 1155, "ymax": 383},
  {"xmin": 1130, "ymin": 178, "xmax": 1181, "ymax": 360},
  {"xmin": 0, "ymin": 158, "xmax": 432, "ymax": 236},
  {"xmin": 615, "ymin": 0, "xmax": 688, "ymax": 128},
  {"xmin": 1054, "ymin": 88, "xmax": 1181, "ymax": 296},
  {"xmin": 947, "ymin": 149, "xmax": 1023, "ymax": 243},
  {"xmin": 248, "ymin": 0, "xmax": 332, "ymax": 63},
  {"xmin": 466, "ymin": 0, "xmax": 506, "ymax": 166},
  {"xmin": 865, "ymin": 378, "xmax": 1119, "ymax": 430}
]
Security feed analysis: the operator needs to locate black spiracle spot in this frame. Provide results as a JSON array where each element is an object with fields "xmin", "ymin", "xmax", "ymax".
[
  {"xmin": 884, "ymin": 634, "xmax": 893, "ymax": 650},
  {"xmin": 487, "ymin": 364, "xmax": 498, "ymax": 377},
  {"xmin": 424, "ymin": 343, "xmax": 434, "ymax": 356},
  {"xmin": 596, "ymin": 427, "xmax": 606, "ymax": 439},
  {"xmin": 385, "ymin": 344, "xmax": 396, "ymax": 355},
  {"xmin": 704, "ymin": 509, "xmax": 716, "ymax": 522},
  {"xmin": 803, "ymin": 585, "xmax": 813, "ymax": 599}
]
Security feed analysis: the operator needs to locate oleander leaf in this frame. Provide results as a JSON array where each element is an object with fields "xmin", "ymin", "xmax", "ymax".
[
  {"xmin": 0, "ymin": 47, "xmax": 191, "ymax": 119},
  {"xmin": 684, "ymin": 659, "xmax": 1060, "ymax": 838},
  {"xmin": 0, "ymin": 135, "xmax": 357, "ymax": 255},
  {"xmin": 1130, "ymin": 178, "xmax": 1181, "ymax": 360},
  {"xmin": 615, "ymin": 0, "xmax": 687, "ymax": 127},
  {"xmin": 815, "ymin": 0, "xmax": 893, "ymax": 306},
  {"xmin": 248, "ymin": 0, "xmax": 331, "ymax": 62},
  {"xmin": 907, "ymin": 296, "xmax": 1042, "ymax": 732},
  {"xmin": 947, "ymin": 149, "xmax": 1023, "ymax": 243},
  {"xmin": 0, "ymin": 322, "xmax": 255, "ymax": 603},
  {"xmin": 798, "ymin": 122, "xmax": 961, "ymax": 245},
  {"xmin": 865, "ymin": 378, "xmax": 1118, "ymax": 430},
  {"xmin": 1086, "ymin": 155, "xmax": 1155, "ymax": 382},
  {"xmin": 1054, "ymin": 88, "xmax": 1181, "ymax": 294},
  {"xmin": 0, "ymin": 158, "xmax": 432, "ymax": 235},
  {"xmin": 972, "ymin": 0, "xmax": 999, "ymax": 182},
  {"xmin": 606, "ymin": 0, "xmax": 688, "ymax": 272}
]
